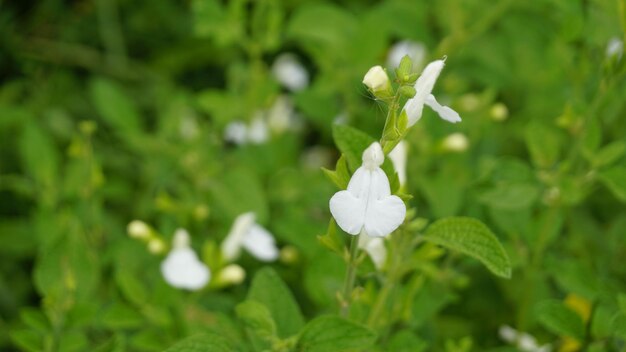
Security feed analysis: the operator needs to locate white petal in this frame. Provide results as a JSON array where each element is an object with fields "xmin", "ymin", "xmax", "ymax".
[
  {"xmin": 241, "ymin": 224, "xmax": 279, "ymax": 261},
  {"xmin": 173, "ymin": 228, "xmax": 190, "ymax": 248},
  {"xmin": 221, "ymin": 212, "xmax": 256, "ymax": 261},
  {"xmin": 267, "ymin": 95, "xmax": 294, "ymax": 134},
  {"xmin": 330, "ymin": 167, "xmax": 370, "ymax": 234},
  {"xmin": 358, "ymin": 234, "xmax": 387, "ymax": 269},
  {"xmin": 386, "ymin": 40, "xmax": 427, "ymax": 72},
  {"xmin": 403, "ymin": 59, "xmax": 445, "ymax": 126},
  {"xmin": 363, "ymin": 169, "xmax": 405, "ymax": 237},
  {"xmin": 224, "ymin": 121, "xmax": 248, "ymax": 145},
  {"xmin": 161, "ymin": 248, "xmax": 210, "ymax": 290},
  {"xmin": 425, "ymin": 94, "xmax": 461, "ymax": 123},
  {"xmin": 272, "ymin": 53, "xmax": 309, "ymax": 91},
  {"xmin": 388, "ymin": 141, "xmax": 407, "ymax": 186},
  {"xmin": 498, "ymin": 325, "xmax": 518, "ymax": 343},
  {"xmin": 362, "ymin": 142, "xmax": 384, "ymax": 170}
]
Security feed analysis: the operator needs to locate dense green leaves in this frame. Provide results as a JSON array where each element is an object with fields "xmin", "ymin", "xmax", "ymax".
[
  {"xmin": 535, "ymin": 300, "xmax": 585, "ymax": 341},
  {"xmin": 296, "ymin": 316, "xmax": 376, "ymax": 352},
  {"xmin": 332, "ymin": 124, "xmax": 375, "ymax": 172},
  {"xmin": 247, "ymin": 268, "xmax": 304, "ymax": 338},
  {"xmin": 89, "ymin": 78, "xmax": 141, "ymax": 136},
  {"xmin": 424, "ymin": 217, "xmax": 512, "ymax": 278},
  {"xmin": 599, "ymin": 166, "xmax": 626, "ymax": 202},
  {"xmin": 165, "ymin": 333, "xmax": 234, "ymax": 352}
]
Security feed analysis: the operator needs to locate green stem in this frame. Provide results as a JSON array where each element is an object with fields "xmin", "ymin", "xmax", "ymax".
[{"xmin": 340, "ymin": 234, "xmax": 361, "ymax": 317}]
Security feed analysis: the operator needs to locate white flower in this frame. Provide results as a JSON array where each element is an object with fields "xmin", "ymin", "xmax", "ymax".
[
  {"xmin": 606, "ymin": 37, "xmax": 623, "ymax": 60},
  {"xmin": 272, "ymin": 53, "xmax": 309, "ymax": 91},
  {"xmin": 442, "ymin": 133, "xmax": 469, "ymax": 152},
  {"xmin": 498, "ymin": 325, "xmax": 552, "ymax": 352},
  {"xmin": 221, "ymin": 212, "xmax": 279, "ymax": 262},
  {"xmin": 358, "ymin": 233, "xmax": 387, "ymax": 269},
  {"xmin": 490, "ymin": 102, "xmax": 509, "ymax": 121},
  {"xmin": 329, "ymin": 142, "xmax": 406, "ymax": 237},
  {"xmin": 224, "ymin": 114, "xmax": 269, "ymax": 145},
  {"xmin": 388, "ymin": 141, "xmax": 408, "ymax": 186},
  {"xmin": 127, "ymin": 220, "xmax": 151, "ymax": 239},
  {"xmin": 160, "ymin": 229, "xmax": 210, "ymax": 290},
  {"xmin": 267, "ymin": 95, "xmax": 297, "ymax": 134},
  {"xmin": 402, "ymin": 59, "xmax": 461, "ymax": 126},
  {"xmin": 224, "ymin": 121, "xmax": 248, "ymax": 145},
  {"xmin": 248, "ymin": 113, "xmax": 269, "ymax": 144},
  {"xmin": 362, "ymin": 65, "xmax": 390, "ymax": 92},
  {"xmin": 387, "ymin": 40, "xmax": 427, "ymax": 72}
]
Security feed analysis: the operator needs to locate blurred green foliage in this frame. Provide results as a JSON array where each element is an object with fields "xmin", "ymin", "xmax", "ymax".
[{"xmin": 1, "ymin": 0, "xmax": 626, "ymax": 351}]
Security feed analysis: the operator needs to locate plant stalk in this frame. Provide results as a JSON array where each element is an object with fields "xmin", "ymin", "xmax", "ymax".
[{"xmin": 340, "ymin": 234, "xmax": 360, "ymax": 317}]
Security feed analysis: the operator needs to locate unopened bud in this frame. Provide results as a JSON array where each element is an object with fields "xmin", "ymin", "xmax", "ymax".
[
  {"xmin": 362, "ymin": 66, "xmax": 390, "ymax": 96},
  {"xmin": 127, "ymin": 220, "xmax": 151, "ymax": 240},
  {"xmin": 218, "ymin": 264, "xmax": 246, "ymax": 285},
  {"xmin": 279, "ymin": 245, "xmax": 299, "ymax": 264},
  {"xmin": 490, "ymin": 103, "xmax": 509, "ymax": 122},
  {"xmin": 148, "ymin": 238, "xmax": 166, "ymax": 254},
  {"xmin": 442, "ymin": 133, "xmax": 469, "ymax": 152}
]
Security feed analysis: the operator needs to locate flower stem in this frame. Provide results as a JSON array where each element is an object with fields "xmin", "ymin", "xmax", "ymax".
[{"xmin": 340, "ymin": 234, "xmax": 360, "ymax": 317}]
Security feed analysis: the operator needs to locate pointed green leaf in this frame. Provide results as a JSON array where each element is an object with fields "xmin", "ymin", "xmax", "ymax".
[
  {"xmin": 424, "ymin": 217, "xmax": 511, "ymax": 278},
  {"xmin": 236, "ymin": 300, "xmax": 277, "ymax": 342},
  {"xmin": 322, "ymin": 155, "xmax": 350, "ymax": 190},
  {"xmin": 248, "ymin": 267, "xmax": 304, "ymax": 338},
  {"xmin": 599, "ymin": 166, "xmax": 626, "ymax": 202},
  {"xmin": 296, "ymin": 316, "xmax": 376, "ymax": 352},
  {"xmin": 332, "ymin": 124, "xmax": 375, "ymax": 172},
  {"xmin": 89, "ymin": 78, "xmax": 141, "ymax": 135},
  {"xmin": 535, "ymin": 300, "xmax": 585, "ymax": 341}
]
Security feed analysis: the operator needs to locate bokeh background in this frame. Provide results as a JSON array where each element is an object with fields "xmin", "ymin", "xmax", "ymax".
[{"xmin": 1, "ymin": 0, "xmax": 625, "ymax": 351}]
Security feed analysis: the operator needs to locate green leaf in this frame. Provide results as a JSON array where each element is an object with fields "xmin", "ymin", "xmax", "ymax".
[
  {"xmin": 535, "ymin": 300, "xmax": 585, "ymax": 340},
  {"xmin": 424, "ymin": 217, "xmax": 512, "ymax": 279},
  {"xmin": 89, "ymin": 78, "xmax": 141, "ymax": 135},
  {"xmin": 317, "ymin": 219, "xmax": 344, "ymax": 254},
  {"xmin": 599, "ymin": 166, "xmax": 626, "ymax": 202},
  {"xmin": 19, "ymin": 121, "xmax": 59, "ymax": 188},
  {"xmin": 9, "ymin": 329, "xmax": 42, "ymax": 352},
  {"xmin": 296, "ymin": 316, "xmax": 376, "ymax": 352},
  {"xmin": 322, "ymin": 155, "xmax": 350, "ymax": 190},
  {"xmin": 479, "ymin": 183, "xmax": 539, "ymax": 210},
  {"xmin": 235, "ymin": 300, "xmax": 277, "ymax": 341},
  {"xmin": 248, "ymin": 267, "xmax": 304, "ymax": 338},
  {"xmin": 165, "ymin": 333, "xmax": 234, "ymax": 352},
  {"xmin": 524, "ymin": 122, "xmax": 561, "ymax": 168},
  {"xmin": 591, "ymin": 141, "xmax": 626, "ymax": 168},
  {"xmin": 332, "ymin": 124, "xmax": 375, "ymax": 172}
]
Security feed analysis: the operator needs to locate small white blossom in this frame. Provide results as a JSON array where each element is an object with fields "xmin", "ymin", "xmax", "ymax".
[
  {"xmin": 387, "ymin": 40, "xmax": 427, "ymax": 72},
  {"xmin": 160, "ymin": 229, "xmax": 210, "ymax": 291},
  {"xmin": 402, "ymin": 59, "xmax": 461, "ymax": 126},
  {"xmin": 224, "ymin": 121, "xmax": 249, "ymax": 145},
  {"xmin": 498, "ymin": 325, "xmax": 552, "ymax": 352},
  {"xmin": 329, "ymin": 142, "xmax": 406, "ymax": 237},
  {"xmin": 606, "ymin": 37, "xmax": 623, "ymax": 60},
  {"xmin": 363, "ymin": 65, "xmax": 390, "ymax": 92},
  {"xmin": 267, "ymin": 95, "xmax": 298, "ymax": 134},
  {"xmin": 358, "ymin": 233, "xmax": 387, "ymax": 269},
  {"xmin": 221, "ymin": 212, "xmax": 279, "ymax": 262},
  {"xmin": 248, "ymin": 113, "xmax": 269, "ymax": 144},
  {"xmin": 272, "ymin": 53, "xmax": 309, "ymax": 91},
  {"xmin": 388, "ymin": 141, "xmax": 408, "ymax": 186},
  {"xmin": 442, "ymin": 133, "xmax": 469, "ymax": 152},
  {"xmin": 127, "ymin": 220, "xmax": 151, "ymax": 239}
]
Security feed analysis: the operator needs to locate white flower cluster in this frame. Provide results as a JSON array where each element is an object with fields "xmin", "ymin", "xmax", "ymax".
[
  {"xmin": 499, "ymin": 325, "xmax": 552, "ymax": 352},
  {"xmin": 129, "ymin": 212, "xmax": 280, "ymax": 292}
]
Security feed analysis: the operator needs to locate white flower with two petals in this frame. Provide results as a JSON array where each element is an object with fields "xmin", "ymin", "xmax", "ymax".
[
  {"xmin": 329, "ymin": 142, "xmax": 406, "ymax": 237},
  {"xmin": 403, "ymin": 59, "xmax": 462, "ymax": 126},
  {"xmin": 221, "ymin": 212, "xmax": 279, "ymax": 262},
  {"xmin": 224, "ymin": 114, "xmax": 269, "ymax": 145},
  {"xmin": 161, "ymin": 229, "xmax": 210, "ymax": 291}
]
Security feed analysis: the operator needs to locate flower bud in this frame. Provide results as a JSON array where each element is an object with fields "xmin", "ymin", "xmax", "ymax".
[
  {"xmin": 279, "ymin": 245, "xmax": 299, "ymax": 264},
  {"xmin": 606, "ymin": 37, "xmax": 623, "ymax": 61},
  {"xmin": 148, "ymin": 238, "xmax": 166, "ymax": 254},
  {"xmin": 127, "ymin": 220, "xmax": 151, "ymax": 240},
  {"xmin": 218, "ymin": 264, "xmax": 246, "ymax": 285},
  {"xmin": 490, "ymin": 102, "xmax": 509, "ymax": 122},
  {"xmin": 362, "ymin": 66, "xmax": 390, "ymax": 96},
  {"xmin": 442, "ymin": 133, "xmax": 469, "ymax": 152}
]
